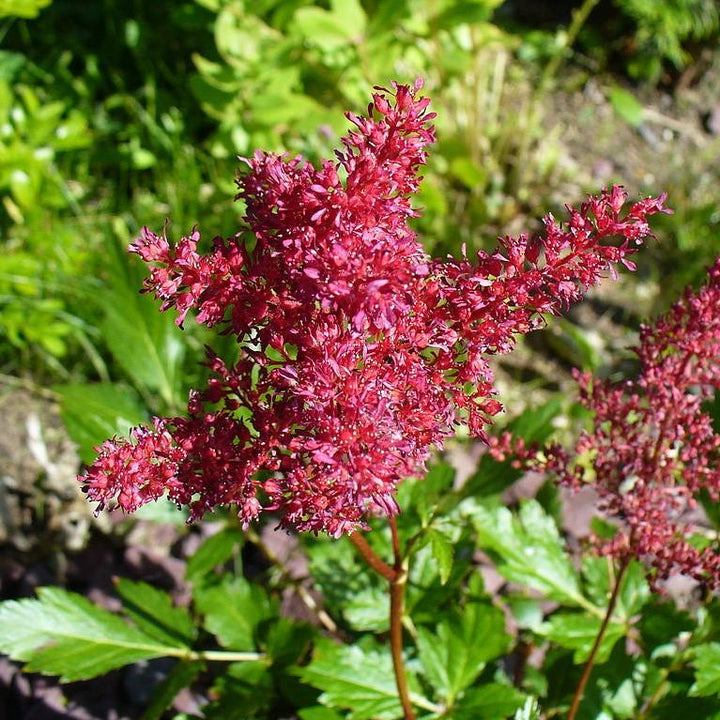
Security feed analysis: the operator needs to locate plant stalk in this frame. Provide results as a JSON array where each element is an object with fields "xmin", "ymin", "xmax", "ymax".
[
  {"xmin": 567, "ymin": 556, "xmax": 630, "ymax": 720},
  {"xmin": 349, "ymin": 532, "xmax": 397, "ymax": 582},
  {"xmin": 349, "ymin": 520, "xmax": 416, "ymax": 720},
  {"xmin": 389, "ymin": 517, "xmax": 416, "ymax": 720}
]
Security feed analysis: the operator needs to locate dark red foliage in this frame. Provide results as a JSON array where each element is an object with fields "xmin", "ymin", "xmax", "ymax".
[{"xmin": 80, "ymin": 81, "xmax": 668, "ymax": 535}]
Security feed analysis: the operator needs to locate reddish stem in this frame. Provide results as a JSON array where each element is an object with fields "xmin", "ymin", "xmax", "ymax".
[
  {"xmin": 388, "ymin": 518, "xmax": 415, "ymax": 720},
  {"xmin": 567, "ymin": 557, "xmax": 629, "ymax": 720},
  {"xmin": 349, "ymin": 521, "xmax": 416, "ymax": 720},
  {"xmin": 349, "ymin": 532, "xmax": 397, "ymax": 582}
]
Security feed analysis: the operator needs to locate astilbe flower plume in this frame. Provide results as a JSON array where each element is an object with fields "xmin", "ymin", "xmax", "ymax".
[
  {"xmin": 80, "ymin": 80, "xmax": 668, "ymax": 536},
  {"xmin": 496, "ymin": 257, "xmax": 720, "ymax": 588}
]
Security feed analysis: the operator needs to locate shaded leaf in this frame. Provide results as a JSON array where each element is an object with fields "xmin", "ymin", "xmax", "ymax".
[
  {"xmin": 264, "ymin": 618, "xmax": 313, "ymax": 668},
  {"xmin": 185, "ymin": 528, "xmax": 245, "ymax": 581},
  {"xmin": 114, "ymin": 579, "xmax": 196, "ymax": 646},
  {"xmin": 452, "ymin": 683, "xmax": 527, "ymax": 719},
  {"xmin": 204, "ymin": 660, "xmax": 273, "ymax": 719},
  {"xmin": 417, "ymin": 601, "xmax": 510, "ymax": 704},
  {"xmin": 194, "ymin": 576, "xmax": 274, "ymax": 650},
  {"xmin": 142, "ymin": 659, "xmax": 204, "ymax": 720}
]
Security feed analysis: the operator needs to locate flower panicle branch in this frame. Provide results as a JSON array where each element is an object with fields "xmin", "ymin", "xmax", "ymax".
[
  {"xmin": 80, "ymin": 80, "xmax": 668, "ymax": 537},
  {"xmin": 492, "ymin": 257, "xmax": 720, "ymax": 589}
]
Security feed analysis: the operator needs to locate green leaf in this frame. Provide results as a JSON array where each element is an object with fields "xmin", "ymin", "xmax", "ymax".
[
  {"xmin": 538, "ymin": 612, "xmax": 625, "ymax": 664},
  {"xmin": 54, "ymin": 382, "xmax": 146, "ymax": 463},
  {"xmin": 429, "ymin": 529, "xmax": 454, "ymax": 585},
  {"xmin": 204, "ymin": 660, "xmax": 273, "ymax": 719},
  {"xmin": 509, "ymin": 396, "xmax": 563, "ymax": 443},
  {"xmin": 467, "ymin": 500, "xmax": 588, "ymax": 608},
  {"xmin": 141, "ymin": 659, "xmax": 204, "ymax": 720},
  {"xmin": 264, "ymin": 618, "xmax": 313, "ymax": 668},
  {"xmin": 344, "ymin": 584, "xmax": 389, "ymax": 632},
  {"xmin": 114, "ymin": 579, "xmax": 196, "ymax": 646},
  {"xmin": 462, "ymin": 397, "xmax": 560, "ymax": 498},
  {"xmin": 582, "ymin": 557, "xmax": 650, "ymax": 621},
  {"xmin": 293, "ymin": 6, "xmax": 362, "ymax": 48},
  {"xmin": 417, "ymin": 601, "xmax": 510, "ymax": 705},
  {"xmin": 330, "ymin": 0, "xmax": 367, "ymax": 35},
  {"xmin": 691, "ymin": 643, "xmax": 720, "ymax": 696},
  {"xmin": 99, "ymin": 235, "xmax": 185, "ymax": 410},
  {"xmin": 101, "ymin": 281, "xmax": 185, "ymax": 408},
  {"xmin": 452, "ymin": 683, "xmax": 527, "ymax": 719},
  {"xmin": 194, "ymin": 576, "xmax": 274, "ymax": 650},
  {"xmin": 0, "ymin": 587, "xmax": 186, "ymax": 681},
  {"xmin": 608, "ymin": 86, "xmax": 644, "ymax": 128},
  {"xmin": 639, "ymin": 601, "xmax": 694, "ymax": 652},
  {"xmin": 411, "ymin": 460, "xmax": 456, "ymax": 525},
  {"xmin": 0, "ymin": 0, "xmax": 52, "ymax": 20},
  {"xmin": 185, "ymin": 528, "xmax": 245, "ymax": 582},
  {"xmin": 295, "ymin": 640, "xmax": 414, "ymax": 720},
  {"xmin": 299, "ymin": 708, "xmax": 344, "ymax": 720}
]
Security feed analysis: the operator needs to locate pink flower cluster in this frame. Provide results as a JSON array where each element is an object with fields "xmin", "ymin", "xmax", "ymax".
[
  {"xmin": 496, "ymin": 258, "xmax": 720, "ymax": 587},
  {"xmin": 80, "ymin": 81, "xmax": 668, "ymax": 535}
]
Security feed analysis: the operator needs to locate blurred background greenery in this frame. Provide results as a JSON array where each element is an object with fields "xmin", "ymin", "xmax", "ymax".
[{"xmin": 1, "ymin": 0, "xmax": 719, "ymax": 457}]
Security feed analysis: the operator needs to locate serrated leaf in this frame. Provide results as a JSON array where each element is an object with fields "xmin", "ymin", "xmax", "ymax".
[
  {"xmin": 54, "ymin": 382, "xmax": 146, "ymax": 463},
  {"xmin": 204, "ymin": 660, "xmax": 273, "ymax": 719},
  {"xmin": 0, "ymin": 587, "xmax": 185, "ymax": 681},
  {"xmin": 142, "ymin": 659, "xmax": 204, "ymax": 720},
  {"xmin": 582, "ymin": 557, "xmax": 650, "ymax": 621},
  {"xmin": 468, "ymin": 500, "xmax": 588, "ymax": 607},
  {"xmin": 344, "ymin": 584, "xmax": 389, "ymax": 632},
  {"xmin": 452, "ymin": 683, "xmax": 526, "ymax": 719},
  {"xmin": 691, "ymin": 643, "xmax": 720, "ymax": 696},
  {"xmin": 538, "ymin": 612, "xmax": 625, "ymax": 664},
  {"xmin": 296, "ymin": 640, "xmax": 420, "ymax": 720},
  {"xmin": 114, "ymin": 579, "xmax": 196, "ymax": 646},
  {"xmin": 264, "ymin": 617, "xmax": 313, "ymax": 668},
  {"xmin": 417, "ymin": 601, "xmax": 510, "ymax": 705},
  {"xmin": 429, "ymin": 529, "xmax": 454, "ymax": 585},
  {"xmin": 185, "ymin": 528, "xmax": 245, "ymax": 581},
  {"xmin": 193, "ymin": 576, "xmax": 274, "ymax": 650}
]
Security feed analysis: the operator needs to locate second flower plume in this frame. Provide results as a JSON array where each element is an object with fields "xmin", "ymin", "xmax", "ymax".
[{"xmin": 81, "ymin": 80, "xmax": 669, "ymax": 536}]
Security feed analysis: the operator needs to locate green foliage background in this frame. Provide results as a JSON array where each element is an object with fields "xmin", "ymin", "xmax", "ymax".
[{"xmin": 1, "ymin": 1, "xmax": 720, "ymax": 718}]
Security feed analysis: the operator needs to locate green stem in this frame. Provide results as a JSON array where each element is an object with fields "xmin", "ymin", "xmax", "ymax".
[
  {"xmin": 540, "ymin": 0, "xmax": 601, "ymax": 92},
  {"xmin": 567, "ymin": 556, "xmax": 630, "ymax": 720},
  {"xmin": 185, "ymin": 649, "xmax": 265, "ymax": 663}
]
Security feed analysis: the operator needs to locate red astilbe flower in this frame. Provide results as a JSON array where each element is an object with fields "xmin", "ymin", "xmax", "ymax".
[
  {"xmin": 80, "ymin": 80, "xmax": 668, "ymax": 535},
  {"xmin": 497, "ymin": 258, "xmax": 720, "ymax": 587}
]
